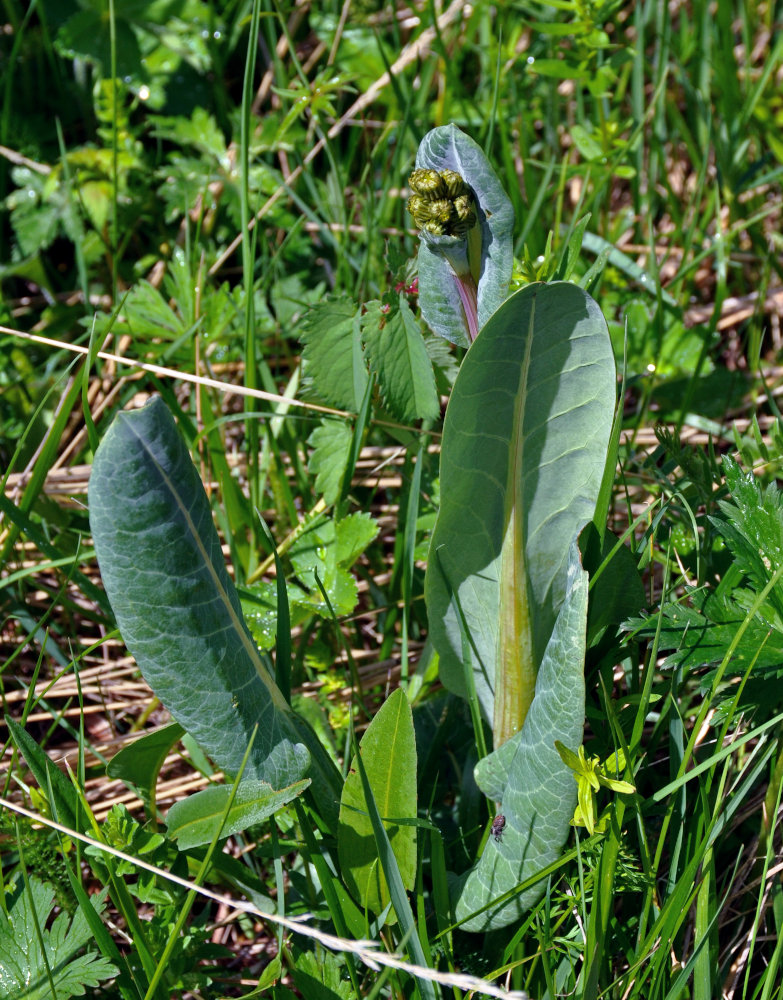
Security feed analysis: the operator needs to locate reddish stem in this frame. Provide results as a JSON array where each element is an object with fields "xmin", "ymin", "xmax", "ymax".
[{"xmin": 455, "ymin": 271, "xmax": 479, "ymax": 342}]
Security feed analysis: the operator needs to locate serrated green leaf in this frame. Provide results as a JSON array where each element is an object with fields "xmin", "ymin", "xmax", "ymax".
[
  {"xmin": 151, "ymin": 108, "xmax": 228, "ymax": 159},
  {"xmin": 713, "ymin": 455, "xmax": 783, "ymax": 619},
  {"xmin": 88, "ymin": 397, "xmax": 343, "ymax": 831},
  {"xmin": 316, "ymin": 564, "xmax": 358, "ymax": 617},
  {"xmin": 121, "ymin": 280, "xmax": 186, "ymax": 341},
  {"xmin": 300, "ymin": 295, "xmax": 368, "ymax": 410},
  {"xmin": 361, "ymin": 296, "xmax": 439, "ymax": 423},
  {"xmin": 5, "ymin": 167, "xmax": 71, "ymax": 257},
  {"xmin": 624, "ymin": 456, "xmax": 783, "ymax": 712},
  {"xmin": 624, "ymin": 588, "xmax": 783, "ymax": 674},
  {"xmin": 425, "ymin": 282, "xmax": 615, "ymax": 744},
  {"xmin": 291, "ymin": 950, "xmax": 354, "ymax": 1000},
  {"xmin": 167, "ymin": 777, "xmax": 310, "ymax": 849},
  {"xmin": 453, "ymin": 544, "xmax": 587, "ymax": 930},
  {"xmin": 308, "ymin": 420, "xmax": 353, "ymax": 505},
  {"xmin": 337, "ymin": 689, "xmax": 417, "ymax": 921},
  {"xmin": 0, "ymin": 877, "xmax": 117, "ymax": 1000},
  {"xmin": 78, "ymin": 180, "xmax": 111, "ymax": 234},
  {"xmin": 335, "ymin": 511, "xmax": 379, "ymax": 567},
  {"xmin": 287, "ymin": 512, "xmax": 367, "ymax": 617}
]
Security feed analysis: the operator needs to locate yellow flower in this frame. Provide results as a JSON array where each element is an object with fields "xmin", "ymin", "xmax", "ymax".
[{"xmin": 555, "ymin": 741, "xmax": 636, "ymax": 835}]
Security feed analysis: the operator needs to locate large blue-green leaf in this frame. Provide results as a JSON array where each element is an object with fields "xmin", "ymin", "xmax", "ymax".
[
  {"xmin": 88, "ymin": 397, "xmax": 342, "ymax": 830},
  {"xmin": 453, "ymin": 543, "xmax": 587, "ymax": 930},
  {"xmin": 413, "ymin": 124, "xmax": 514, "ymax": 346},
  {"xmin": 425, "ymin": 281, "xmax": 615, "ymax": 745}
]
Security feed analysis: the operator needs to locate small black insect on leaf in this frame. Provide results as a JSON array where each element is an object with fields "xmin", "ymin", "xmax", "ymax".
[{"xmin": 491, "ymin": 813, "xmax": 506, "ymax": 843}]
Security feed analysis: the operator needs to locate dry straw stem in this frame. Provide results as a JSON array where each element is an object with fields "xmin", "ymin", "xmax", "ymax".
[
  {"xmin": 2, "ymin": 795, "xmax": 528, "ymax": 999},
  {"xmin": 0, "ymin": 325, "xmax": 349, "ymax": 419}
]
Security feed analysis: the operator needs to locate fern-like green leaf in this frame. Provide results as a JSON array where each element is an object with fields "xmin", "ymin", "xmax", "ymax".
[
  {"xmin": 625, "ymin": 457, "xmax": 783, "ymax": 720},
  {"xmin": 0, "ymin": 878, "xmax": 117, "ymax": 1000}
]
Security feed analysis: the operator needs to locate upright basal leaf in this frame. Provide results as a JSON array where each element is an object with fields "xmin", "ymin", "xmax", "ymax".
[
  {"xmin": 408, "ymin": 124, "xmax": 514, "ymax": 346},
  {"xmin": 300, "ymin": 294, "xmax": 369, "ymax": 410},
  {"xmin": 361, "ymin": 295, "xmax": 440, "ymax": 423},
  {"xmin": 337, "ymin": 689, "xmax": 417, "ymax": 922},
  {"xmin": 453, "ymin": 543, "xmax": 587, "ymax": 931},
  {"xmin": 425, "ymin": 281, "xmax": 615, "ymax": 746},
  {"xmin": 89, "ymin": 397, "xmax": 343, "ymax": 830}
]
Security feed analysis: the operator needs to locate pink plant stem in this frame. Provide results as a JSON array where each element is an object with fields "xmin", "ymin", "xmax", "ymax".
[{"xmin": 455, "ymin": 271, "xmax": 479, "ymax": 342}]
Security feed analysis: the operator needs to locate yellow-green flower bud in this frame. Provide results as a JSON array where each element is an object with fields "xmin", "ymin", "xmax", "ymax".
[
  {"xmin": 429, "ymin": 198, "xmax": 454, "ymax": 225},
  {"xmin": 406, "ymin": 194, "xmax": 427, "ymax": 228},
  {"xmin": 407, "ymin": 168, "xmax": 478, "ymax": 241},
  {"xmin": 452, "ymin": 194, "xmax": 476, "ymax": 234},
  {"xmin": 408, "ymin": 167, "xmax": 447, "ymax": 199},
  {"xmin": 441, "ymin": 168, "xmax": 468, "ymax": 198}
]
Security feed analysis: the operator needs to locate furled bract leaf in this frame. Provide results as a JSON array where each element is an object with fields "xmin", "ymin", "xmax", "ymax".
[
  {"xmin": 337, "ymin": 688, "xmax": 417, "ymax": 922},
  {"xmin": 452, "ymin": 543, "xmax": 587, "ymax": 930},
  {"xmin": 425, "ymin": 281, "xmax": 615, "ymax": 745},
  {"xmin": 411, "ymin": 124, "xmax": 514, "ymax": 346},
  {"xmin": 88, "ymin": 397, "xmax": 342, "ymax": 830}
]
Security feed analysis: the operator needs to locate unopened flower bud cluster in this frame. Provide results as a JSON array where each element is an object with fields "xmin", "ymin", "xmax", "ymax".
[{"xmin": 407, "ymin": 168, "xmax": 477, "ymax": 237}]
